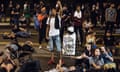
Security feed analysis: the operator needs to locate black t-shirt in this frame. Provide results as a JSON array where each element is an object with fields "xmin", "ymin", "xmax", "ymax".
[
  {"xmin": 22, "ymin": 44, "xmax": 34, "ymax": 52},
  {"xmin": 84, "ymin": 50, "xmax": 92, "ymax": 57},
  {"xmin": 62, "ymin": 10, "xmax": 71, "ymax": 24},
  {"xmin": 13, "ymin": 8, "xmax": 20, "ymax": 17},
  {"xmin": 91, "ymin": 10, "xmax": 97, "ymax": 20},
  {"xmin": 104, "ymin": 36, "xmax": 115, "ymax": 46},
  {"xmin": 12, "ymin": 28, "xmax": 21, "ymax": 33}
]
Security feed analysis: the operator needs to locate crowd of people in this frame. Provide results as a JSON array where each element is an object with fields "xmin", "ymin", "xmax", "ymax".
[{"xmin": 0, "ymin": 0, "xmax": 120, "ymax": 72}]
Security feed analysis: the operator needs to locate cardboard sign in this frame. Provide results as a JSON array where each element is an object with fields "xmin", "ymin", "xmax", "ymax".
[{"xmin": 62, "ymin": 33, "xmax": 76, "ymax": 56}]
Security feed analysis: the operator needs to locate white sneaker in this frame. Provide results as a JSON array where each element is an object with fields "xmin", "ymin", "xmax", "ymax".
[
  {"xmin": 39, "ymin": 45, "xmax": 42, "ymax": 49},
  {"xmin": 46, "ymin": 45, "xmax": 49, "ymax": 49}
]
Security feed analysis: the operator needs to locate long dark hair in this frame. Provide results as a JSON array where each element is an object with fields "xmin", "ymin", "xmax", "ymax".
[
  {"xmin": 92, "ymin": 48, "xmax": 102, "ymax": 60},
  {"xmin": 49, "ymin": 8, "xmax": 60, "ymax": 29}
]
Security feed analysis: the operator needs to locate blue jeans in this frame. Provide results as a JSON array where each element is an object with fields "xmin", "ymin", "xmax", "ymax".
[
  {"xmin": 49, "ymin": 35, "xmax": 61, "ymax": 52},
  {"xmin": 16, "ymin": 31, "xmax": 30, "ymax": 38}
]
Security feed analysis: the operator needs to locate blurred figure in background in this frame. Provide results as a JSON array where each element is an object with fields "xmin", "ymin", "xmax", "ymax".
[
  {"xmin": 89, "ymin": 48, "xmax": 104, "ymax": 71},
  {"xmin": 11, "ymin": 4, "xmax": 21, "ymax": 29},
  {"xmin": 105, "ymin": 3, "xmax": 117, "ymax": 34},
  {"xmin": 103, "ymin": 31, "xmax": 115, "ymax": 55},
  {"xmin": 0, "ymin": 3, "xmax": 5, "ymax": 22},
  {"xmin": 38, "ymin": 7, "xmax": 48, "ymax": 49},
  {"xmin": 23, "ymin": 2, "xmax": 31, "ymax": 32},
  {"xmin": 117, "ymin": 4, "xmax": 120, "ymax": 28},
  {"xmin": 73, "ymin": 5, "xmax": 83, "ymax": 45},
  {"xmin": 91, "ymin": 4, "xmax": 97, "ymax": 27},
  {"xmin": 61, "ymin": 4, "xmax": 71, "ymax": 42}
]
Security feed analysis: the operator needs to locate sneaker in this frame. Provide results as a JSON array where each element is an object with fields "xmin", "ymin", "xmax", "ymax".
[
  {"xmin": 46, "ymin": 45, "xmax": 49, "ymax": 49},
  {"xmin": 39, "ymin": 45, "xmax": 42, "ymax": 49},
  {"xmin": 48, "ymin": 59, "xmax": 55, "ymax": 65}
]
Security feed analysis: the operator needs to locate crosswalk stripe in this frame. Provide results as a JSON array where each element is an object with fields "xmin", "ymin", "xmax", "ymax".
[
  {"xmin": 0, "ymin": 41, "xmax": 120, "ymax": 48},
  {"xmin": 0, "ymin": 42, "xmax": 39, "ymax": 46},
  {"xmin": 0, "ymin": 32, "xmax": 120, "ymax": 36}
]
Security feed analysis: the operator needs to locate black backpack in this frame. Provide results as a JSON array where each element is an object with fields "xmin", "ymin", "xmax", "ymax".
[
  {"xmin": 55, "ymin": 15, "xmax": 60, "ymax": 29},
  {"xmin": 49, "ymin": 15, "xmax": 60, "ymax": 29}
]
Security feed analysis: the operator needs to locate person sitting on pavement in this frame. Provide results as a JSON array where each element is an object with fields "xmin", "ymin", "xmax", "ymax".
[
  {"xmin": 2, "ymin": 32, "xmax": 16, "ymax": 41},
  {"xmin": 5, "ymin": 41, "xmax": 20, "ymax": 59},
  {"xmin": 2, "ymin": 25, "xmax": 31, "ymax": 40},
  {"xmin": 89, "ymin": 48, "xmax": 104, "ymax": 72},
  {"xmin": 19, "ymin": 41, "xmax": 34, "ymax": 58},
  {"xmin": 100, "ymin": 46, "xmax": 116, "ymax": 71},
  {"xmin": 1, "ymin": 51, "xmax": 16, "ymax": 72},
  {"xmin": 12, "ymin": 25, "xmax": 31, "ymax": 38},
  {"xmin": 71, "ymin": 43, "xmax": 92, "ymax": 70}
]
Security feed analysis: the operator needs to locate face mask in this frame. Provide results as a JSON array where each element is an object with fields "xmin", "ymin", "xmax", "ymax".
[{"xmin": 67, "ymin": 26, "xmax": 74, "ymax": 33}]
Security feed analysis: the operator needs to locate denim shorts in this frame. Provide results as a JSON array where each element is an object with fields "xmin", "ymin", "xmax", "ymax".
[{"xmin": 49, "ymin": 35, "xmax": 61, "ymax": 52}]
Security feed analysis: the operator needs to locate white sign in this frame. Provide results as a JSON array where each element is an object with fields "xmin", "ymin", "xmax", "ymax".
[{"xmin": 62, "ymin": 33, "xmax": 76, "ymax": 55}]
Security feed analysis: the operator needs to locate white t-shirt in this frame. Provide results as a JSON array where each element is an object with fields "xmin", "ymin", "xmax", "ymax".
[
  {"xmin": 74, "ymin": 10, "xmax": 82, "ymax": 19},
  {"xmin": 46, "ymin": 16, "xmax": 61, "ymax": 36}
]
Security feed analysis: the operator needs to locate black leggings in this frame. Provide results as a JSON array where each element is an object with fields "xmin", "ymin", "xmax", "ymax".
[
  {"xmin": 74, "ymin": 26, "xmax": 83, "ymax": 44},
  {"xmin": 38, "ymin": 25, "xmax": 47, "ymax": 44},
  {"xmin": 105, "ymin": 21, "xmax": 115, "ymax": 33}
]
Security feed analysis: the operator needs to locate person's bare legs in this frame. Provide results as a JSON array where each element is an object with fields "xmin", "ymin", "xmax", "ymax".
[
  {"xmin": 6, "ymin": 64, "xmax": 13, "ymax": 72},
  {"xmin": 1, "ymin": 63, "xmax": 13, "ymax": 72},
  {"xmin": 48, "ymin": 51, "xmax": 55, "ymax": 64},
  {"xmin": 51, "ymin": 52, "xmax": 55, "ymax": 61},
  {"xmin": 59, "ymin": 51, "xmax": 64, "ymax": 64}
]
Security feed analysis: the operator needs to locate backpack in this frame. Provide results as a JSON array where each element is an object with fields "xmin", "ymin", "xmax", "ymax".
[
  {"xmin": 55, "ymin": 15, "xmax": 60, "ymax": 29},
  {"xmin": 49, "ymin": 15, "xmax": 60, "ymax": 29}
]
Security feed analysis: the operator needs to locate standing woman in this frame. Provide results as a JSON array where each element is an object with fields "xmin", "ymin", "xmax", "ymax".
[
  {"xmin": 91, "ymin": 4, "xmax": 97, "ymax": 27},
  {"xmin": 46, "ymin": 7, "xmax": 62, "ymax": 64},
  {"xmin": 73, "ymin": 5, "xmax": 83, "ymax": 45},
  {"xmin": 38, "ymin": 7, "xmax": 48, "ymax": 49}
]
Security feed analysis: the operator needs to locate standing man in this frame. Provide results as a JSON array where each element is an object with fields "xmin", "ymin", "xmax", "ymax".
[
  {"xmin": 73, "ymin": 5, "xmax": 83, "ymax": 45},
  {"xmin": 105, "ymin": 3, "xmax": 117, "ymax": 33},
  {"xmin": 46, "ymin": 7, "xmax": 61, "ymax": 64}
]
